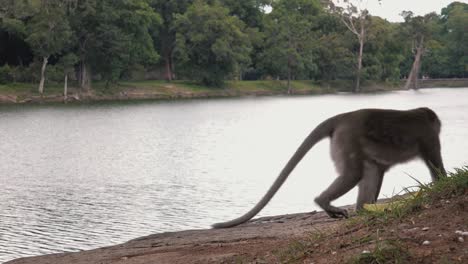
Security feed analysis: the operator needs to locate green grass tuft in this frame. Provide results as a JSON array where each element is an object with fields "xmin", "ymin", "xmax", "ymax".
[
  {"xmin": 348, "ymin": 239, "xmax": 410, "ymax": 264},
  {"xmin": 353, "ymin": 167, "xmax": 468, "ymax": 226}
]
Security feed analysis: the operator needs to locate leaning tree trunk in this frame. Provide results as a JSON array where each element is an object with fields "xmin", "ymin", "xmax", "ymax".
[
  {"xmin": 63, "ymin": 74, "xmax": 68, "ymax": 102},
  {"xmin": 404, "ymin": 37, "xmax": 424, "ymax": 90},
  {"xmin": 38, "ymin": 56, "xmax": 49, "ymax": 96}
]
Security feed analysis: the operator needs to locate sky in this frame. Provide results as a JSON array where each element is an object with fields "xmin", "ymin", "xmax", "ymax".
[{"xmin": 343, "ymin": 0, "xmax": 468, "ymax": 22}]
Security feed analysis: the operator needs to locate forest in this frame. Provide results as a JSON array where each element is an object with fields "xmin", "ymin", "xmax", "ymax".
[{"xmin": 0, "ymin": 0, "xmax": 467, "ymax": 94}]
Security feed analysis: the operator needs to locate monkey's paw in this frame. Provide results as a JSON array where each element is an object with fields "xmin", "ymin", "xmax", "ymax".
[{"xmin": 326, "ymin": 208, "xmax": 348, "ymax": 219}]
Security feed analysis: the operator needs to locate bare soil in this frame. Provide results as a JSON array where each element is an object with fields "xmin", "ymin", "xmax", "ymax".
[{"xmin": 7, "ymin": 194, "xmax": 467, "ymax": 264}]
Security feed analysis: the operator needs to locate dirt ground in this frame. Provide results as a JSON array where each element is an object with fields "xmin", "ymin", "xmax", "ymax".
[{"xmin": 6, "ymin": 194, "xmax": 467, "ymax": 264}]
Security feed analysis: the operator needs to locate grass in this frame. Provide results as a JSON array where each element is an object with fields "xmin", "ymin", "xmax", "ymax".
[
  {"xmin": 272, "ymin": 229, "xmax": 328, "ymax": 263},
  {"xmin": 354, "ymin": 167, "xmax": 468, "ymax": 226},
  {"xmin": 0, "ymin": 80, "xmax": 334, "ymax": 98},
  {"xmin": 276, "ymin": 167, "xmax": 468, "ymax": 264},
  {"xmin": 0, "ymin": 83, "xmax": 36, "ymax": 94},
  {"xmin": 348, "ymin": 239, "xmax": 410, "ymax": 264},
  {"xmin": 0, "ymin": 82, "xmax": 70, "ymax": 95},
  {"xmin": 0, "ymin": 79, "xmax": 409, "ymax": 103},
  {"xmin": 346, "ymin": 167, "xmax": 468, "ymax": 263},
  {"xmin": 273, "ymin": 240, "xmax": 315, "ymax": 264}
]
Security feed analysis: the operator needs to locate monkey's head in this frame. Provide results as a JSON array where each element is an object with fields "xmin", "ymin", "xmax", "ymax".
[{"xmin": 416, "ymin": 107, "xmax": 441, "ymax": 134}]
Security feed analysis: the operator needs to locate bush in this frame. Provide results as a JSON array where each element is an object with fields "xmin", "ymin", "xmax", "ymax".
[
  {"xmin": 19, "ymin": 61, "xmax": 41, "ymax": 83},
  {"xmin": 46, "ymin": 65, "xmax": 64, "ymax": 83},
  {"xmin": 0, "ymin": 64, "xmax": 14, "ymax": 84}
]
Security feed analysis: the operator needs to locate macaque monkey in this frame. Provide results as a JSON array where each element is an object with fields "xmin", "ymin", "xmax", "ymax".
[{"xmin": 213, "ymin": 107, "xmax": 445, "ymax": 228}]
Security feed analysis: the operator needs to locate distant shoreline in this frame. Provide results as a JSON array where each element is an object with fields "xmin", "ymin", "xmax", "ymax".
[{"xmin": 1, "ymin": 79, "xmax": 467, "ymax": 104}]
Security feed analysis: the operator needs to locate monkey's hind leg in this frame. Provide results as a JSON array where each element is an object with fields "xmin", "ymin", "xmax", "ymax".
[
  {"xmin": 314, "ymin": 168, "xmax": 362, "ymax": 218},
  {"xmin": 356, "ymin": 161, "xmax": 385, "ymax": 210}
]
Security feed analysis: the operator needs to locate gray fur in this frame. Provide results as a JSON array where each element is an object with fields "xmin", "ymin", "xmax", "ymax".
[{"xmin": 212, "ymin": 107, "xmax": 445, "ymax": 228}]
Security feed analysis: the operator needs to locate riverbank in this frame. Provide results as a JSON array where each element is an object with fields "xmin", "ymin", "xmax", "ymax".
[
  {"xmin": 2, "ymin": 79, "xmax": 468, "ymax": 104},
  {"xmin": 7, "ymin": 169, "xmax": 467, "ymax": 264},
  {"xmin": 0, "ymin": 79, "xmax": 436, "ymax": 104}
]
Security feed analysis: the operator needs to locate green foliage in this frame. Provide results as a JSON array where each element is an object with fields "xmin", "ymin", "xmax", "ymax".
[
  {"xmin": 315, "ymin": 13, "xmax": 354, "ymax": 80},
  {"xmin": 259, "ymin": 0, "xmax": 322, "ymax": 81},
  {"xmin": 0, "ymin": 64, "xmax": 13, "ymax": 83},
  {"xmin": 84, "ymin": 0, "xmax": 161, "ymax": 83},
  {"xmin": 174, "ymin": 0, "xmax": 252, "ymax": 86},
  {"xmin": 220, "ymin": 0, "xmax": 268, "ymax": 28},
  {"xmin": 428, "ymin": 2, "xmax": 468, "ymax": 78},
  {"xmin": 0, "ymin": 17, "xmax": 27, "ymax": 37},
  {"xmin": 363, "ymin": 17, "xmax": 405, "ymax": 82},
  {"xmin": 59, "ymin": 53, "xmax": 79, "ymax": 75},
  {"xmin": 149, "ymin": 0, "xmax": 193, "ymax": 80},
  {"xmin": 352, "ymin": 167, "xmax": 468, "ymax": 226},
  {"xmin": 0, "ymin": 0, "xmax": 467, "ymax": 90},
  {"xmin": 25, "ymin": 1, "xmax": 72, "ymax": 59}
]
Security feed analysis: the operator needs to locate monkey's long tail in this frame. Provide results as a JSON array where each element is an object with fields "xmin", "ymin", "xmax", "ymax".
[{"xmin": 212, "ymin": 117, "xmax": 336, "ymax": 228}]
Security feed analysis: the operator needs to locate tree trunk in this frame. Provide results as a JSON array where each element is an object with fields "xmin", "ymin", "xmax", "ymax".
[
  {"xmin": 355, "ymin": 21, "xmax": 365, "ymax": 93},
  {"xmin": 164, "ymin": 53, "xmax": 172, "ymax": 82},
  {"xmin": 404, "ymin": 37, "xmax": 424, "ymax": 90},
  {"xmin": 79, "ymin": 61, "xmax": 91, "ymax": 92},
  {"xmin": 64, "ymin": 74, "xmax": 68, "ymax": 103},
  {"xmin": 38, "ymin": 56, "xmax": 49, "ymax": 96},
  {"xmin": 355, "ymin": 37, "xmax": 364, "ymax": 93},
  {"xmin": 287, "ymin": 56, "xmax": 292, "ymax": 94}
]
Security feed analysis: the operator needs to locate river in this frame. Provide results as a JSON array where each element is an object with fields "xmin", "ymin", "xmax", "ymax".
[{"xmin": 1, "ymin": 88, "xmax": 467, "ymax": 262}]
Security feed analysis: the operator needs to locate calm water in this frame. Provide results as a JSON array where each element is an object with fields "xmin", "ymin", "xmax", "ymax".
[{"xmin": 1, "ymin": 88, "xmax": 467, "ymax": 262}]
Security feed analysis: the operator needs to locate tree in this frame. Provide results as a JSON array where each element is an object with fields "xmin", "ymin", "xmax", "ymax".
[
  {"xmin": 219, "ymin": 0, "xmax": 268, "ymax": 80},
  {"xmin": 174, "ymin": 0, "xmax": 252, "ymax": 86},
  {"xmin": 57, "ymin": 53, "xmax": 78, "ymax": 102},
  {"xmin": 150, "ymin": 0, "xmax": 192, "ymax": 81},
  {"xmin": 440, "ymin": 2, "xmax": 468, "ymax": 78},
  {"xmin": 363, "ymin": 16, "xmax": 404, "ymax": 82},
  {"xmin": 333, "ymin": 0, "xmax": 373, "ymax": 92},
  {"xmin": 68, "ymin": 0, "xmax": 160, "ymax": 90},
  {"xmin": 401, "ymin": 11, "xmax": 438, "ymax": 89},
  {"xmin": 259, "ymin": 0, "xmax": 322, "ymax": 93},
  {"xmin": 220, "ymin": 0, "xmax": 268, "ymax": 28},
  {"xmin": 314, "ymin": 10, "xmax": 354, "ymax": 81},
  {"xmin": 0, "ymin": 0, "xmax": 34, "ymax": 66},
  {"xmin": 66, "ymin": 0, "xmax": 97, "ymax": 92},
  {"xmin": 26, "ymin": 1, "xmax": 72, "ymax": 96}
]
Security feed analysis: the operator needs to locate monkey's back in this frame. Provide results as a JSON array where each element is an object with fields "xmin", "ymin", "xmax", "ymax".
[{"xmin": 332, "ymin": 108, "xmax": 440, "ymax": 166}]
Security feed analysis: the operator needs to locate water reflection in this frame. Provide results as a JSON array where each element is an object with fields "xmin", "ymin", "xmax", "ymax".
[{"xmin": 1, "ymin": 88, "xmax": 468, "ymax": 262}]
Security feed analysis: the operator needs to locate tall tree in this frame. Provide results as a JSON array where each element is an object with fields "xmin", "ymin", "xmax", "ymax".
[
  {"xmin": 57, "ymin": 53, "xmax": 78, "ymax": 102},
  {"xmin": 67, "ymin": 0, "xmax": 96, "ymax": 92},
  {"xmin": 219, "ymin": 0, "xmax": 267, "ymax": 80},
  {"xmin": 333, "ymin": 0, "xmax": 373, "ymax": 92},
  {"xmin": 363, "ymin": 16, "xmax": 404, "ymax": 82},
  {"xmin": 0, "ymin": 0, "xmax": 34, "ymax": 66},
  {"xmin": 314, "ymin": 9, "xmax": 354, "ymax": 81},
  {"xmin": 68, "ymin": 0, "xmax": 160, "ymax": 89},
  {"xmin": 219, "ymin": 0, "xmax": 268, "ymax": 28},
  {"xmin": 150, "ymin": 0, "xmax": 192, "ymax": 81},
  {"xmin": 401, "ymin": 11, "xmax": 438, "ymax": 90},
  {"xmin": 441, "ymin": 2, "xmax": 468, "ymax": 78},
  {"xmin": 259, "ymin": 0, "xmax": 322, "ymax": 93},
  {"xmin": 26, "ymin": 1, "xmax": 72, "ymax": 96},
  {"xmin": 174, "ymin": 0, "xmax": 252, "ymax": 86}
]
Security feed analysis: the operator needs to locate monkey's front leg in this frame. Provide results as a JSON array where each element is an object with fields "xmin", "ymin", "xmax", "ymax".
[{"xmin": 356, "ymin": 162, "xmax": 385, "ymax": 210}]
